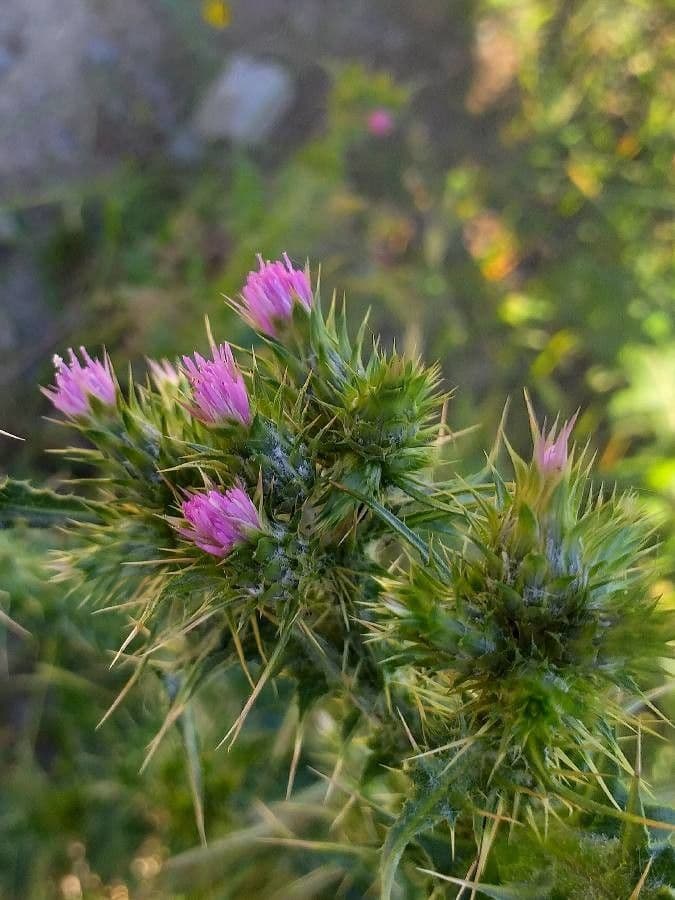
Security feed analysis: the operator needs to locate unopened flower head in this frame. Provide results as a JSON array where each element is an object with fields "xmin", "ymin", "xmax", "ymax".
[
  {"xmin": 42, "ymin": 347, "xmax": 116, "ymax": 417},
  {"xmin": 182, "ymin": 343, "xmax": 250, "ymax": 425},
  {"xmin": 179, "ymin": 486, "xmax": 261, "ymax": 557},
  {"xmin": 367, "ymin": 108, "xmax": 394, "ymax": 137},
  {"xmin": 148, "ymin": 358, "xmax": 180, "ymax": 389},
  {"xmin": 533, "ymin": 414, "xmax": 578, "ymax": 475},
  {"xmin": 239, "ymin": 253, "xmax": 312, "ymax": 336}
]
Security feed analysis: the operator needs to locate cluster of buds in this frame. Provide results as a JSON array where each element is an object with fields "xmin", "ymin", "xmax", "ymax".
[
  {"xmin": 369, "ymin": 404, "xmax": 671, "ymax": 895},
  {"xmin": 42, "ymin": 254, "xmax": 312, "ymax": 558},
  {"xmin": 12, "ymin": 248, "xmax": 670, "ymax": 900}
]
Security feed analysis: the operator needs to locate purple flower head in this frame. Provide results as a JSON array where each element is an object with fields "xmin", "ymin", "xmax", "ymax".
[
  {"xmin": 367, "ymin": 108, "xmax": 395, "ymax": 137},
  {"xmin": 182, "ymin": 343, "xmax": 250, "ymax": 425},
  {"xmin": 148, "ymin": 358, "xmax": 180, "ymax": 389},
  {"xmin": 533, "ymin": 414, "xmax": 578, "ymax": 476},
  {"xmin": 238, "ymin": 253, "xmax": 312, "ymax": 336},
  {"xmin": 42, "ymin": 347, "xmax": 116, "ymax": 417},
  {"xmin": 179, "ymin": 486, "xmax": 261, "ymax": 557}
]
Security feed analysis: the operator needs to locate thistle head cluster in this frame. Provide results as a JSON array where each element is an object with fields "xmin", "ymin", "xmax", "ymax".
[
  {"xmin": 36, "ymin": 254, "xmax": 446, "ymax": 724},
  {"xmin": 372, "ymin": 423, "xmax": 672, "ymax": 827},
  {"xmin": 9, "ymin": 254, "xmax": 670, "ymax": 898}
]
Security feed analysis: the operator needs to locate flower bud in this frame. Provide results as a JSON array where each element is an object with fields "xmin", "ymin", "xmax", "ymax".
[
  {"xmin": 532, "ymin": 415, "xmax": 577, "ymax": 476},
  {"xmin": 42, "ymin": 347, "xmax": 116, "ymax": 417},
  {"xmin": 367, "ymin": 108, "xmax": 394, "ymax": 137},
  {"xmin": 148, "ymin": 358, "xmax": 180, "ymax": 389},
  {"xmin": 178, "ymin": 486, "xmax": 261, "ymax": 557},
  {"xmin": 182, "ymin": 343, "xmax": 250, "ymax": 425},
  {"xmin": 238, "ymin": 253, "xmax": 312, "ymax": 336}
]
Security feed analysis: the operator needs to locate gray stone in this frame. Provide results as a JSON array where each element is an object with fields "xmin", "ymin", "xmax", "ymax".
[
  {"xmin": 84, "ymin": 36, "xmax": 120, "ymax": 66},
  {"xmin": 0, "ymin": 47, "xmax": 17, "ymax": 79},
  {"xmin": 193, "ymin": 55, "xmax": 295, "ymax": 146},
  {"xmin": 168, "ymin": 128, "xmax": 205, "ymax": 166},
  {"xmin": 0, "ymin": 0, "xmax": 197, "ymax": 202},
  {"xmin": 0, "ymin": 211, "xmax": 18, "ymax": 244}
]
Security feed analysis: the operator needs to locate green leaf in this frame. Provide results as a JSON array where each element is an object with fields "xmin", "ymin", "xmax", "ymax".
[
  {"xmin": 529, "ymin": 743, "xmax": 675, "ymax": 834},
  {"xmin": 393, "ymin": 476, "xmax": 464, "ymax": 521},
  {"xmin": 331, "ymin": 479, "xmax": 449, "ymax": 574},
  {"xmin": 0, "ymin": 477, "xmax": 103, "ymax": 527},
  {"xmin": 179, "ymin": 699, "xmax": 207, "ymax": 847},
  {"xmin": 516, "ymin": 501, "xmax": 539, "ymax": 542},
  {"xmin": 417, "ymin": 868, "xmax": 552, "ymax": 899},
  {"xmin": 380, "ymin": 752, "xmax": 483, "ymax": 900},
  {"xmin": 381, "ymin": 784, "xmax": 445, "ymax": 900}
]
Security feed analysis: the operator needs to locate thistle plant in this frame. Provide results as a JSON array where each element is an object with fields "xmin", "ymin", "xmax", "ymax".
[
  {"xmin": 370, "ymin": 404, "xmax": 674, "ymax": 895},
  {"xmin": 2, "ymin": 254, "xmax": 673, "ymax": 897}
]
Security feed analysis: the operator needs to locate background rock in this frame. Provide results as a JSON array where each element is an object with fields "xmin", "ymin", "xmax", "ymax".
[{"xmin": 193, "ymin": 55, "xmax": 295, "ymax": 145}]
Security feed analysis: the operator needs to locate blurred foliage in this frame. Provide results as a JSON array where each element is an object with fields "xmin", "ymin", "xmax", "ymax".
[
  {"xmin": 2, "ymin": 0, "xmax": 674, "ymax": 895},
  {"xmin": 1, "ymin": 530, "xmax": 382, "ymax": 899}
]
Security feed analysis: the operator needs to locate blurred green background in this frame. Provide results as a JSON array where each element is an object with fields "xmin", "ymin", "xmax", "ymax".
[{"xmin": 1, "ymin": 0, "xmax": 673, "ymax": 897}]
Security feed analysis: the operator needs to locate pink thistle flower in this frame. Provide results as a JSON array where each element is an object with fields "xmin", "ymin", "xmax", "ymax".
[
  {"xmin": 238, "ymin": 253, "xmax": 312, "ymax": 336},
  {"xmin": 148, "ymin": 358, "xmax": 180, "ymax": 389},
  {"xmin": 179, "ymin": 486, "xmax": 261, "ymax": 557},
  {"xmin": 367, "ymin": 108, "xmax": 394, "ymax": 137},
  {"xmin": 182, "ymin": 343, "xmax": 250, "ymax": 425},
  {"xmin": 532, "ymin": 414, "xmax": 578, "ymax": 475},
  {"xmin": 42, "ymin": 347, "xmax": 116, "ymax": 417}
]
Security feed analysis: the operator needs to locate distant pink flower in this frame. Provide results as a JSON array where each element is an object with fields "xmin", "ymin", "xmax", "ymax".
[
  {"xmin": 238, "ymin": 253, "xmax": 312, "ymax": 336},
  {"xmin": 182, "ymin": 343, "xmax": 250, "ymax": 425},
  {"xmin": 367, "ymin": 108, "xmax": 394, "ymax": 137},
  {"xmin": 179, "ymin": 486, "xmax": 261, "ymax": 557},
  {"xmin": 533, "ymin": 414, "xmax": 578, "ymax": 475},
  {"xmin": 148, "ymin": 358, "xmax": 180, "ymax": 388},
  {"xmin": 42, "ymin": 347, "xmax": 116, "ymax": 417}
]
